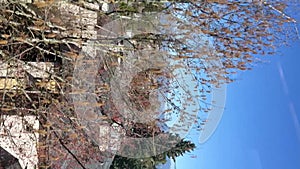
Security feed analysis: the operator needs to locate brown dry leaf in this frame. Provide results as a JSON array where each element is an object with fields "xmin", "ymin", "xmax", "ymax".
[
  {"xmin": 199, "ymin": 13, "xmax": 207, "ymax": 18},
  {"xmin": 173, "ymin": 64, "xmax": 185, "ymax": 69},
  {"xmin": 173, "ymin": 57, "xmax": 184, "ymax": 61},
  {"xmin": 30, "ymin": 25, "xmax": 47, "ymax": 31},
  {"xmin": 0, "ymin": 40, "xmax": 8, "ymax": 45},
  {"xmin": 92, "ymin": 102, "xmax": 105, "ymax": 107},
  {"xmin": 64, "ymin": 51, "xmax": 82, "ymax": 60},
  {"xmin": 148, "ymin": 68, "xmax": 162, "ymax": 74},
  {"xmin": 185, "ymin": 11, "xmax": 193, "ymax": 16},
  {"xmin": 77, "ymin": 125, "xmax": 86, "ymax": 129},
  {"xmin": 13, "ymin": 37, "xmax": 25, "ymax": 42},
  {"xmin": 69, "ymin": 133, "xmax": 78, "ymax": 139},
  {"xmin": 33, "ymin": 0, "xmax": 54, "ymax": 8},
  {"xmin": 34, "ymin": 19, "xmax": 45, "ymax": 26},
  {"xmin": 42, "ymin": 122, "xmax": 52, "ymax": 128},
  {"xmin": 1, "ymin": 34, "xmax": 10, "ymax": 39},
  {"xmin": 0, "ymin": 107, "xmax": 13, "ymax": 111},
  {"xmin": 37, "ymin": 130, "xmax": 48, "ymax": 135},
  {"xmin": 50, "ymin": 17, "xmax": 63, "ymax": 25},
  {"xmin": 45, "ymin": 33, "xmax": 57, "ymax": 38}
]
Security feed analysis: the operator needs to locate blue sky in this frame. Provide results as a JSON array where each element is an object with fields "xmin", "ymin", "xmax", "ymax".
[{"xmin": 175, "ymin": 40, "xmax": 300, "ymax": 168}]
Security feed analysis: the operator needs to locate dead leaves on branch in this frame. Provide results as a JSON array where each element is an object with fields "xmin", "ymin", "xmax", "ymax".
[
  {"xmin": 33, "ymin": 0, "xmax": 56, "ymax": 8},
  {"xmin": 0, "ymin": 2, "xmax": 95, "ymax": 62},
  {"xmin": 0, "ymin": 1, "xmax": 298, "ymax": 167},
  {"xmin": 166, "ymin": 0, "xmax": 297, "ymax": 85}
]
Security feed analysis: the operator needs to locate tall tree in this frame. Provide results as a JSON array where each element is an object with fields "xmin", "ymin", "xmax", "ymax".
[
  {"xmin": 0, "ymin": 1, "xmax": 298, "ymax": 168},
  {"xmin": 110, "ymin": 134, "xmax": 196, "ymax": 169},
  {"xmin": 104, "ymin": 0, "xmax": 299, "ymax": 85}
]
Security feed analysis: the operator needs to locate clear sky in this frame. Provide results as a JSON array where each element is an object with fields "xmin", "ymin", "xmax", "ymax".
[{"xmin": 175, "ymin": 40, "xmax": 300, "ymax": 168}]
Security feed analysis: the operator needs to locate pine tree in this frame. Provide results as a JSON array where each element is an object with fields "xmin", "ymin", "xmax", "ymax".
[
  {"xmin": 111, "ymin": 134, "xmax": 196, "ymax": 168},
  {"xmin": 154, "ymin": 137, "xmax": 196, "ymax": 163}
]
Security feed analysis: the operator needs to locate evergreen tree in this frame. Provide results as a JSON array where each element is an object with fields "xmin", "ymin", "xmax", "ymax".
[
  {"xmin": 160, "ymin": 138, "xmax": 195, "ymax": 162},
  {"xmin": 111, "ymin": 134, "xmax": 196, "ymax": 169}
]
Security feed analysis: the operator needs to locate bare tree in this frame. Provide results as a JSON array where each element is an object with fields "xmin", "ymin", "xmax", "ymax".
[{"xmin": 0, "ymin": 0, "xmax": 298, "ymax": 168}]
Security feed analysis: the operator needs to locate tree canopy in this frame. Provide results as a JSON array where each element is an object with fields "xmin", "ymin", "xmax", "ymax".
[{"xmin": 0, "ymin": 0, "xmax": 298, "ymax": 168}]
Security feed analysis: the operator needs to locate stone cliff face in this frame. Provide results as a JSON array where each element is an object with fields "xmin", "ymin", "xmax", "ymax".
[{"xmin": 0, "ymin": 1, "xmax": 171, "ymax": 168}]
